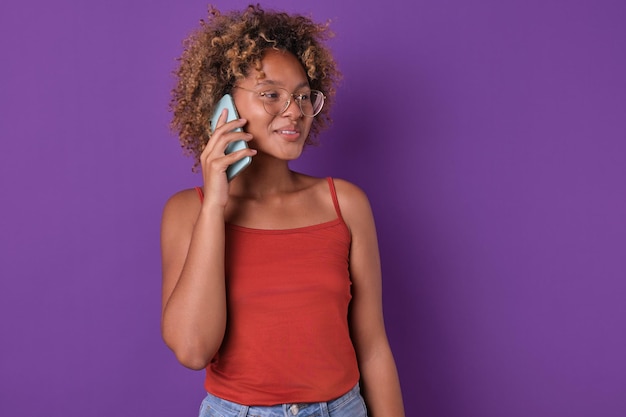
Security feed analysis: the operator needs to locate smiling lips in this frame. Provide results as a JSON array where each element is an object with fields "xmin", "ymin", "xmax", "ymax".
[{"xmin": 275, "ymin": 126, "xmax": 301, "ymax": 140}]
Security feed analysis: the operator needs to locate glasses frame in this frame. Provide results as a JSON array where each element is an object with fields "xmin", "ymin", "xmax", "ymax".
[{"xmin": 233, "ymin": 86, "xmax": 326, "ymax": 118}]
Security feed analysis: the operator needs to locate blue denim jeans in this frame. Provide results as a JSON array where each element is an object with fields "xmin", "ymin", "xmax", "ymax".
[{"xmin": 198, "ymin": 384, "xmax": 368, "ymax": 417}]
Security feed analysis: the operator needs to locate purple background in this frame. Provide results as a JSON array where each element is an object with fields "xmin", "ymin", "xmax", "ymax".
[{"xmin": 1, "ymin": 0, "xmax": 625, "ymax": 416}]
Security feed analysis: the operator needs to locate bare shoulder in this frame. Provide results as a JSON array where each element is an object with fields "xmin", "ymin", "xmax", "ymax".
[
  {"xmin": 161, "ymin": 188, "xmax": 203, "ymax": 229},
  {"xmin": 332, "ymin": 178, "xmax": 372, "ymax": 210},
  {"xmin": 331, "ymin": 178, "xmax": 375, "ymax": 230}
]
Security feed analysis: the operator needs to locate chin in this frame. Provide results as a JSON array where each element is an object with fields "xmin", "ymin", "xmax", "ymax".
[{"xmin": 282, "ymin": 150, "xmax": 304, "ymax": 161}]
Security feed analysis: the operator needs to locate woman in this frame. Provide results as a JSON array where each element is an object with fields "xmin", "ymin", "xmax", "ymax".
[{"xmin": 161, "ymin": 5, "xmax": 405, "ymax": 416}]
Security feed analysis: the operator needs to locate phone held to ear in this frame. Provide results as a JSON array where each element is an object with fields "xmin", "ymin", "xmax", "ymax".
[{"xmin": 210, "ymin": 94, "xmax": 252, "ymax": 181}]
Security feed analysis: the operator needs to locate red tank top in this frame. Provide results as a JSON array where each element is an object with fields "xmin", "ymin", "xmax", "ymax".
[{"xmin": 195, "ymin": 178, "xmax": 360, "ymax": 405}]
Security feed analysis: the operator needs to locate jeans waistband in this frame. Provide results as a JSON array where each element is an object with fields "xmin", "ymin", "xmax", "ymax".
[{"xmin": 203, "ymin": 383, "xmax": 362, "ymax": 415}]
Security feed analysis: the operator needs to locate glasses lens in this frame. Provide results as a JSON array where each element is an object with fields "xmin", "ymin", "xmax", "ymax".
[
  {"xmin": 259, "ymin": 88, "xmax": 325, "ymax": 117},
  {"xmin": 261, "ymin": 88, "xmax": 289, "ymax": 116},
  {"xmin": 298, "ymin": 90, "xmax": 325, "ymax": 117}
]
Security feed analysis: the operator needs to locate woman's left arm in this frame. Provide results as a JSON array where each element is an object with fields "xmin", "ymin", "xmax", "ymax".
[{"xmin": 335, "ymin": 179, "xmax": 405, "ymax": 417}]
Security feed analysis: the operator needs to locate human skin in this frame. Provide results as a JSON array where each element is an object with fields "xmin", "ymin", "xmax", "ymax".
[{"xmin": 161, "ymin": 49, "xmax": 405, "ymax": 416}]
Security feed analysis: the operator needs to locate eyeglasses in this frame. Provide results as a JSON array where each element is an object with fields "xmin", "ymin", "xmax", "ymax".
[{"xmin": 233, "ymin": 86, "xmax": 325, "ymax": 117}]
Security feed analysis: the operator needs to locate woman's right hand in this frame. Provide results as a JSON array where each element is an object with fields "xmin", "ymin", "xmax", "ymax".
[{"xmin": 199, "ymin": 109, "xmax": 256, "ymax": 209}]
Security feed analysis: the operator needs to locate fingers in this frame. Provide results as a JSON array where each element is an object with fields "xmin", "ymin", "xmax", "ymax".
[
  {"xmin": 212, "ymin": 108, "xmax": 242, "ymax": 136},
  {"xmin": 202, "ymin": 121, "xmax": 248, "ymax": 160},
  {"xmin": 200, "ymin": 116, "xmax": 255, "ymax": 180},
  {"xmin": 207, "ymin": 147, "xmax": 256, "ymax": 172},
  {"xmin": 213, "ymin": 108, "xmax": 232, "ymax": 131}
]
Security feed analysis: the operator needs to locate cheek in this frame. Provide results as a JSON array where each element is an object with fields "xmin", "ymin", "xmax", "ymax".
[
  {"xmin": 236, "ymin": 107, "xmax": 270, "ymax": 134},
  {"xmin": 233, "ymin": 93, "xmax": 266, "ymax": 122},
  {"xmin": 302, "ymin": 119, "xmax": 314, "ymax": 135},
  {"xmin": 243, "ymin": 114, "xmax": 274, "ymax": 135}
]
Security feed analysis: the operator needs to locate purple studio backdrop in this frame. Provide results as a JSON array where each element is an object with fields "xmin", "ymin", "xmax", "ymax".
[{"xmin": 1, "ymin": 0, "xmax": 625, "ymax": 416}]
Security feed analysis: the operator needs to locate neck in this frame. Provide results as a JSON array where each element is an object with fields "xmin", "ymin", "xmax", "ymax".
[{"xmin": 229, "ymin": 154, "xmax": 299, "ymax": 199}]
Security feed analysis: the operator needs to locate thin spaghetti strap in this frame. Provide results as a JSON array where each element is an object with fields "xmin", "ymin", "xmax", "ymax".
[
  {"xmin": 194, "ymin": 186, "xmax": 204, "ymax": 202},
  {"xmin": 326, "ymin": 177, "xmax": 343, "ymax": 219}
]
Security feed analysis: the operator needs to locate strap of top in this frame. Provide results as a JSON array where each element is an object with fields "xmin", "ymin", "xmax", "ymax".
[
  {"xmin": 326, "ymin": 177, "xmax": 343, "ymax": 219},
  {"xmin": 195, "ymin": 186, "xmax": 204, "ymax": 202}
]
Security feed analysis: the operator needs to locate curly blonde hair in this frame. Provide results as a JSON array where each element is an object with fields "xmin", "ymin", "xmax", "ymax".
[{"xmin": 169, "ymin": 4, "xmax": 341, "ymax": 170}]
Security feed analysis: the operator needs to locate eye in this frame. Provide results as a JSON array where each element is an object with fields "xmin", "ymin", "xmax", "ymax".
[
  {"xmin": 260, "ymin": 90, "xmax": 281, "ymax": 101},
  {"xmin": 295, "ymin": 92, "xmax": 311, "ymax": 102}
]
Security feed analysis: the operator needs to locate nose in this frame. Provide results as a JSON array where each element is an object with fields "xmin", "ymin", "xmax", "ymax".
[{"xmin": 281, "ymin": 96, "xmax": 303, "ymax": 118}]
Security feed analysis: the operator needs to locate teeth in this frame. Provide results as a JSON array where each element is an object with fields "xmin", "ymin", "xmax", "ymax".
[{"xmin": 280, "ymin": 130, "xmax": 297, "ymax": 134}]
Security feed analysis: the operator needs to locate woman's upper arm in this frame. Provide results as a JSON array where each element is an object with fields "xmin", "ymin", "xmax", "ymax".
[
  {"xmin": 333, "ymin": 180, "xmax": 387, "ymax": 358},
  {"xmin": 335, "ymin": 179, "xmax": 406, "ymax": 415},
  {"xmin": 160, "ymin": 189, "xmax": 200, "ymax": 315}
]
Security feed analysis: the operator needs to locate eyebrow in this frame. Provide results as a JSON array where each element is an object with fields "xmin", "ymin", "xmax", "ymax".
[{"xmin": 256, "ymin": 80, "xmax": 310, "ymax": 89}]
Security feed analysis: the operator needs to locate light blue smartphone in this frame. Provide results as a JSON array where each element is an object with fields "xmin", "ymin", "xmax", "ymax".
[{"xmin": 210, "ymin": 94, "xmax": 252, "ymax": 181}]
